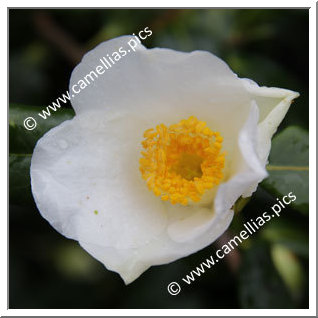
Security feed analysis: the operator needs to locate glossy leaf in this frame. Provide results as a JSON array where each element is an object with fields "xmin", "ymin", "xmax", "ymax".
[
  {"xmin": 9, "ymin": 104, "xmax": 74, "ymax": 154},
  {"xmin": 261, "ymin": 126, "xmax": 309, "ymax": 214},
  {"xmin": 9, "ymin": 104, "xmax": 74, "ymax": 206}
]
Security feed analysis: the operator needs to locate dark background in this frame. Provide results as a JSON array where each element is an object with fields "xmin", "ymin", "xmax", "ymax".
[{"xmin": 9, "ymin": 9, "xmax": 309, "ymax": 309}]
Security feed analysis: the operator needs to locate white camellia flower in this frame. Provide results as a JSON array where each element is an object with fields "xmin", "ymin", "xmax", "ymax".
[{"xmin": 31, "ymin": 36, "xmax": 299, "ymax": 284}]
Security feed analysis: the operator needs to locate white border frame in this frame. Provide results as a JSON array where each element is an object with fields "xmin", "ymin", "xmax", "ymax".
[{"xmin": 3, "ymin": 1, "xmax": 316, "ymax": 316}]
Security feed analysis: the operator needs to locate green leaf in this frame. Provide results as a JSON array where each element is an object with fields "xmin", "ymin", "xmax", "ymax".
[
  {"xmin": 9, "ymin": 154, "xmax": 32, "ymax": 206},
  {"xmin": 9, "ymin": 104, "xmax": 74, "ymax": 206},
  {"xmin": 238, "ymin": 241, "xmax": 293, "ymax": 308},
  {"xmin": 260, "ymin": 217, "xmax": 308, "ymax": 257},
  {"xmin": 271, "ymin": 244, "xmax": 305, "ymax": 302},
  {"xmin": 9, "ymin": 103, "xmax": 74, "ymax": 154},
  {"xmin": 261, "ymin": 126, "xmax": 309, "ymax": 214}
]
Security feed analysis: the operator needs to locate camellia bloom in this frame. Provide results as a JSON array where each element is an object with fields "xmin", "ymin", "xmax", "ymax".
[{"xmin": 31, "ymin": 36, "xmax": 299, "ymax": 284}]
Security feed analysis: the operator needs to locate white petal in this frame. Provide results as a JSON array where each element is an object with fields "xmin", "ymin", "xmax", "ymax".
[
  {"xmin": 241, "ymin": 78, "xmax": 299, "ymax": 165},
  {"xmin": 215, "ymin": 102, "xmax": 267, "ymax": 210},
  {"xmin": 240, "ymin": 79, "xmax": 299, "ymax": 196},
  {"xmin": 79, "ymin": 207, "xmax": 233, "ymax": 284},
  {"xmin": 70, "ymin": 36, "xmax": 250, "ymax": 119},
  {"xmin": 31, "ymin": 109, "xmax": 169, "ymax": 250}
]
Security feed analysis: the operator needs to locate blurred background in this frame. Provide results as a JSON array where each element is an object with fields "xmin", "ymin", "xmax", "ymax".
[{"xmin": 9, "ymin": 9, "xmax": 309, "ymax": 309}]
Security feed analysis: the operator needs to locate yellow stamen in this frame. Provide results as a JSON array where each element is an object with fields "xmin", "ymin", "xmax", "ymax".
[{"xmin": 139, "ymin": 116, "xmax": 225, "ymax": 205}]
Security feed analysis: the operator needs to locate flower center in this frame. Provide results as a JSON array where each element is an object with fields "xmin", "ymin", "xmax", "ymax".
[
  {"xmin": 139, "ymin": 116, "xmax": 225, "ymax": 206},
  {"xmin": 171, "ymin": 153, "xmax": 203, "ymax": 181}
]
